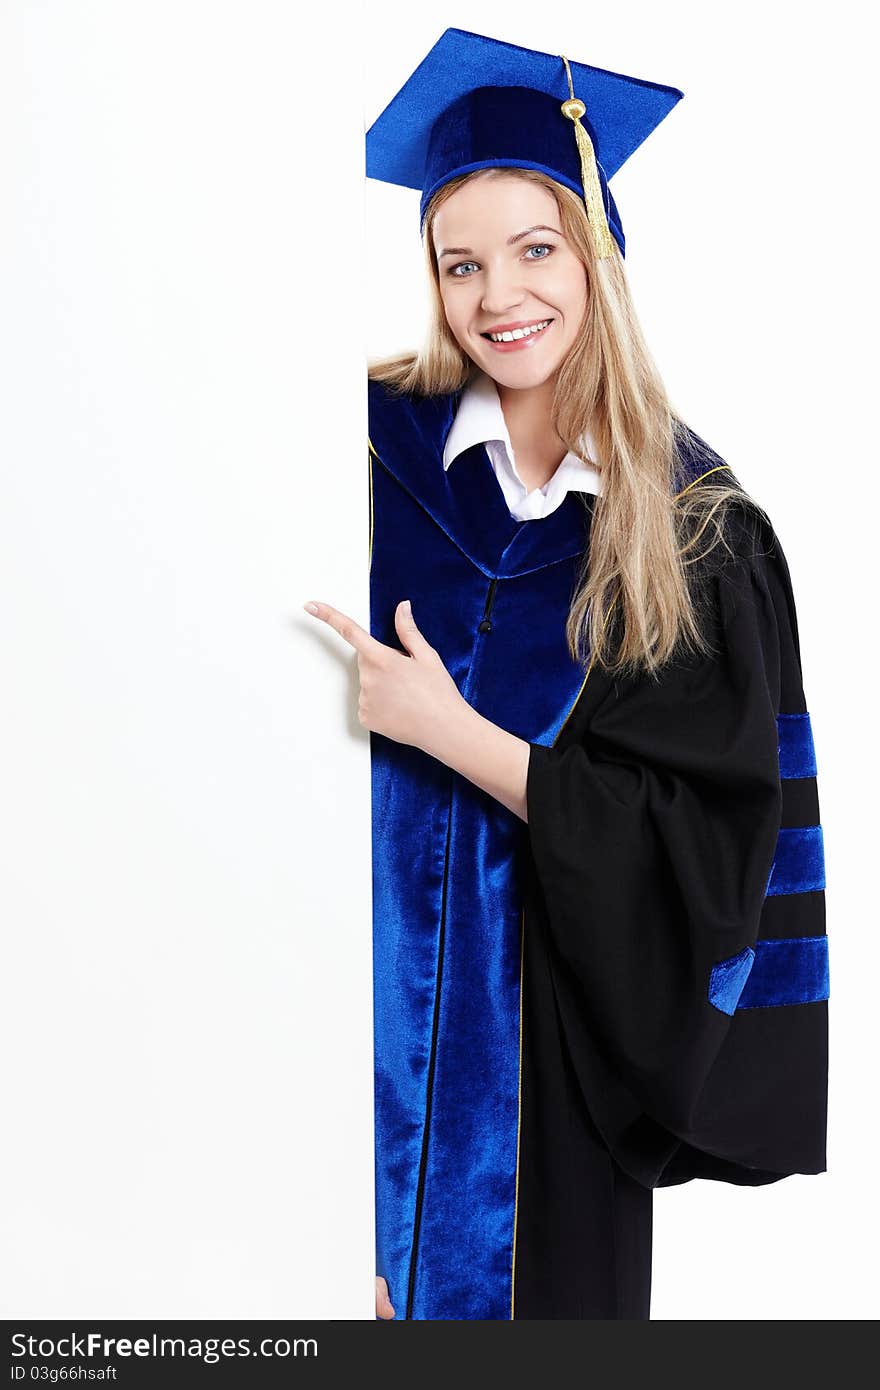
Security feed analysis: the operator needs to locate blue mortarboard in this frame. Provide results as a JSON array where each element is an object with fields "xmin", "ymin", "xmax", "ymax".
[{"xmin": 365, "ymin": 28, "xmax": 684, "ymax": 260}]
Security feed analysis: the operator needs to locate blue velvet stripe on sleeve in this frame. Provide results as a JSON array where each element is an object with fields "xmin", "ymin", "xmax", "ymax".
[
  {"xmin": 708, "ymin": 936, "xmax": 830, "ymax": 1015},
  {"xmin": 707, "ymin": 947, "xmax": 756, "ymax": 1016},
  {"xmin": 776, "ymin": 712, "xmax": 818, "ymax": 779},
  {"xmin": 766, "ymin": 825, "xmax": 826, "ymax": 896},
  {"xmin": 708, "ymin": 710, "xmax": 829, "ymax": 1015},
  {"xmin": 738, "ymin": 936, "xmax": 830, "ymax": 1010}
]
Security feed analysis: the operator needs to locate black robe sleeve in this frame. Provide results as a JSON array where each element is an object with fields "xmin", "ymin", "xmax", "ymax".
[{"xmin": 524, "ymin": 509, "xmax": 828, "ymax": 1189}]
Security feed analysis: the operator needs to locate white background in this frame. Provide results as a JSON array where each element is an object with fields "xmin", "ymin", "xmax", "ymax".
[
  {"xmin": 2, "ymin": 0, "xmax": 877, "ymax": 1321},
  {"xmin": 1, "ymin": 1, "xmax": 373, "ymax": 1319}
]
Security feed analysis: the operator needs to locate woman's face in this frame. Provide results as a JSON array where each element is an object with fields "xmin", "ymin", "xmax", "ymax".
[{"xmin": 432, "ymin": 175, "xmax": 588, "ymax": 391}]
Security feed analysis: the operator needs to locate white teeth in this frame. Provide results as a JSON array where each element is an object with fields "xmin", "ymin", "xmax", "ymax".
[{"xmin": 488, "ymin": 319, "xmax": 551, "ymax": 343}]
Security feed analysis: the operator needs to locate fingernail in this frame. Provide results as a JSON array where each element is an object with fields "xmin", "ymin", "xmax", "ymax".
[
  {"xmin": 304, "ymin": 602, "xmax": 319, "ymax": 614},
  {"xmin": 402, "ymin": 599, "xmax": 411, "ymax": 613}
]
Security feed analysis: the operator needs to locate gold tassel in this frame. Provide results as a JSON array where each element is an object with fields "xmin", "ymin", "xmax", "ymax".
[{"xmin": 559, "ymin": 54, "xmax": 616, "ymax": 260}]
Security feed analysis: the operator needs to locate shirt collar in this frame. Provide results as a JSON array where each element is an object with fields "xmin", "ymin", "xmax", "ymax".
[{"xmin": 442, "ymin": 369, "xmax": 602, "ymax": 496}]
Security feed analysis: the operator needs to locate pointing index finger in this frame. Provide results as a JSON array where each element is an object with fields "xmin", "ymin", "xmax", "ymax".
[{"xmin": 303, "ymin": 600, "xmax": 378, "ymax": 655}]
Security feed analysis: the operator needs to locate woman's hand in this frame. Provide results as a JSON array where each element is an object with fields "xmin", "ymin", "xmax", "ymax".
[
  {"xmin": 302, "ymin": 597, "xmax": 465, "ymax": 753},
  {"xmin": 376, "ymin": 1275, "xmax": 395, "ymax": 1319},
  {"xmin": 303, "ymin": 595, "xmax": 531, "ymax": 819}
]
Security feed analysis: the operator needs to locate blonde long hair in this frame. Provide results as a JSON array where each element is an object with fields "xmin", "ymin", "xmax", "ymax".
[{"xmin": 368, "ymin": 167, "xmax": 765, "ymax": 679}]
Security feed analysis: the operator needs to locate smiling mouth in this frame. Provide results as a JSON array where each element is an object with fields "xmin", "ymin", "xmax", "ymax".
[
  {"xmin": 480, "ymin": 318, "xmax": 555, "ymax": 352},
  {"xmin": 480, "ymin": 318, "xmax": 554, "ymax": 343}
]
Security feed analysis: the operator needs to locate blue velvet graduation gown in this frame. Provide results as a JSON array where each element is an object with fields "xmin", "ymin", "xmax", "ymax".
[{"xmin": 367, "ymin": 376, "xmax": 829, "ymax": 1321}]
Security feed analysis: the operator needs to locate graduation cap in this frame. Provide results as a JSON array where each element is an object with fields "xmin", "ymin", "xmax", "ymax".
[{"xmin": 366, "ymin": 28, "xmax": 684, "ymax": 260}]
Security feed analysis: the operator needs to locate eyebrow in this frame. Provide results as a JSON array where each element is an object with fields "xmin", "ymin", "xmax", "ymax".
[{"xmin": 436, "ymin": 225, "xmax": 563, "ymax": 259}]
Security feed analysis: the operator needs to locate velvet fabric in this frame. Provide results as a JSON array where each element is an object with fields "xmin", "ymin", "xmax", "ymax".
[
  {"xmin": 706, "ymin": 706, "xmax": 829, "ymax": 1015},
  {"xmin": 739, "ymin": 936, "xmax": 830, "ymax": 1010},
  {"xmin": 368, "ymin": 382, "xmax": 596, "ymax": 1319},
  {"xmin": 420, "ymin": 85, "xmax": 627, "ymax": 256},
  {"xmin": 777, "ymin": 711, "xmax": 818, "ymax": 779},
  {"xmin": 365, "ymin": 27, "xmax": 684, "ymax": 259},
  {"xmin": 708, "ymin": 946, "xmax": 756, "ymax": 1016},
  {"xmin": 367, "ymin": 378, "xmax": 829, "ymax": 1320},
  {"xmin": 766, "ymin": 825, "xmax": 826, "ymax": 896},
  {"xmin": 709, "ymin": 935, "xmax": 830, "ymax": 1015}
]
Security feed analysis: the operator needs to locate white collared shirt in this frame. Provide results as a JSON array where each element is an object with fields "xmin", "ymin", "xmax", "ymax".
[{"xmin": 442, "ymin": 369, "xmax": 602, "ymax": 521}]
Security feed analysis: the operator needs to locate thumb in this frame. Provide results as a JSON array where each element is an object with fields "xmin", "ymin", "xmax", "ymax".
[
  {"xmin": 376, "ymin": 1275, "xmax": 396, "ymax": 1319},
  {"xmin": 395, "ymin": 598, "xmax": 433, "ymax": 658}
]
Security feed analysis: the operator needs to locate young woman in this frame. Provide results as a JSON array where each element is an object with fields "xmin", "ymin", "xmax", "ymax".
[{"xmin": 304, "ymin": 33, "xmax": 829, "ymax": 1321}]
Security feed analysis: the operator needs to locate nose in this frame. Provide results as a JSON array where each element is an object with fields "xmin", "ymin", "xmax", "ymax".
[{"xmin": 480, "ymin": 261, "xmax": 526, "ymax": 318}]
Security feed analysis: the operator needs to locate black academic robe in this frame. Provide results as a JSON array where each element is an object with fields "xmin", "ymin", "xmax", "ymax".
[{"xmin": 367, "ymin": 377, "xmax": 828, "ymax": 1321}]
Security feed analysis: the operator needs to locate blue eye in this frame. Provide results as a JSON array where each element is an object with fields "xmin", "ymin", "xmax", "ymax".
[{"xmin": 446, "ymin": 243, "xmax": 555, "ymax": 278}]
